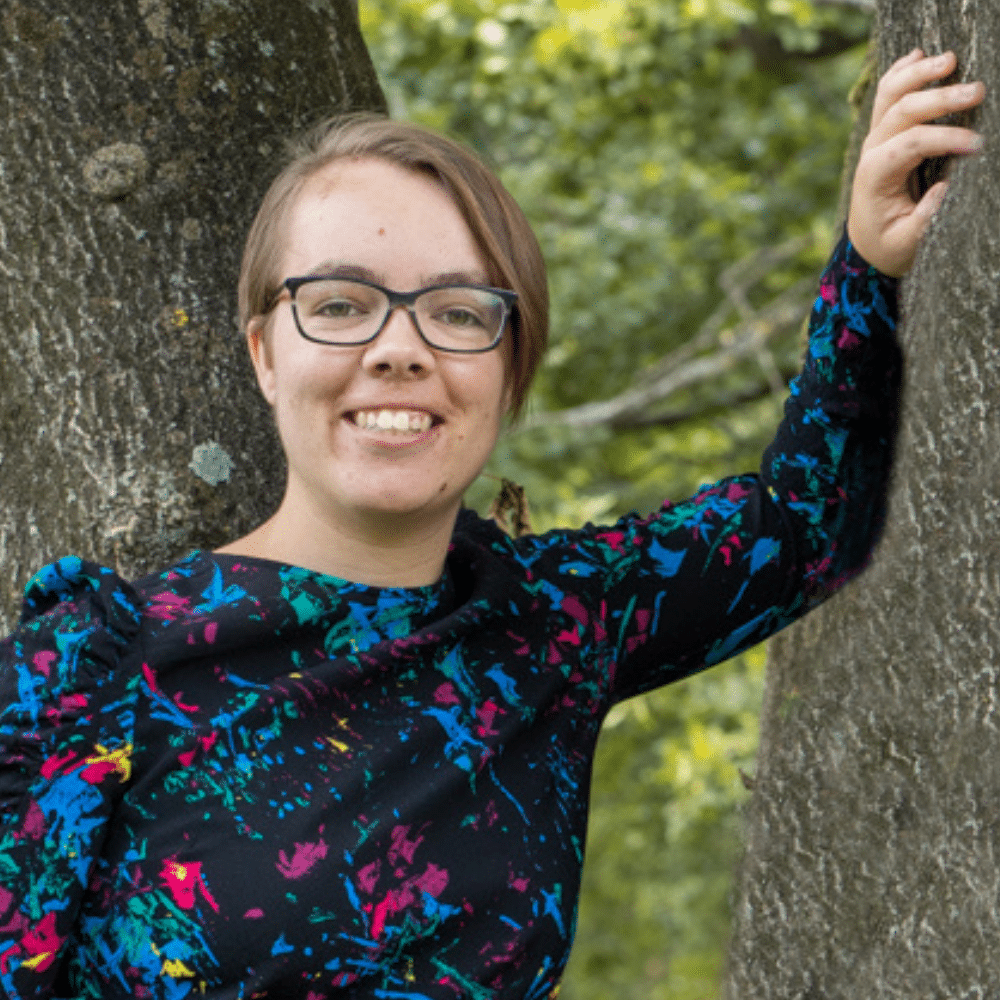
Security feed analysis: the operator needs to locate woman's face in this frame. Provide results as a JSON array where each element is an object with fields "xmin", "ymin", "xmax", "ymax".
[{"xmin": 248, "ymin": 157, "xmax": 509, "ymax": 535}]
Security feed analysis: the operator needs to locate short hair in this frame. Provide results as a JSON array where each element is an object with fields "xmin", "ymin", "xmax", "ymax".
[{"xmin": 238, "ymin": 113, "xmax": 549, "ymax": 420}]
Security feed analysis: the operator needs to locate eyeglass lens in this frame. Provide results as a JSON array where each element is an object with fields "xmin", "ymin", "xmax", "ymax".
[{"xmin": 293, "ymin": 279, "xmax": 505, "ymax": 351}]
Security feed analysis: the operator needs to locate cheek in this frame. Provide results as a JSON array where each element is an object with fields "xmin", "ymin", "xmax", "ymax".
[{"xmin": 271, "ymin": 359, "xmax": 354, "ymax": 437}]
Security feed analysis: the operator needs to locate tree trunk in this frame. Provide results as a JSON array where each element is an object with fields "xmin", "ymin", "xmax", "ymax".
[
  {"xmin": 727, "ymin": 2, "xmax": 1000, "ymax": 996},
  {"xmin": 0, "ymin": 0, "xmax": 385, "ymax": 633}
]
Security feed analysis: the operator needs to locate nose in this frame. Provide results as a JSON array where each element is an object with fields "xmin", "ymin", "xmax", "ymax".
[{"xmin": 361, "ymin": 304, "xmax": 436, "ymax": 378}]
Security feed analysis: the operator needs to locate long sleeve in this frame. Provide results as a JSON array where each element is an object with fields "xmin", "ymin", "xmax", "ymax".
[
  {"xmin": 505, "ymin": 229, "xmax": 901, "ymax": 702},
  {"xmin": 0, "ymin": 558, "xmax": 143, "ymax": 999}
]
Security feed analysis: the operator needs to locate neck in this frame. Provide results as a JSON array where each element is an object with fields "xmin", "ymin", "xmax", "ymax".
[{"xmin": 216, "ymin": 491, "xmax": 459, "ymax": 588}]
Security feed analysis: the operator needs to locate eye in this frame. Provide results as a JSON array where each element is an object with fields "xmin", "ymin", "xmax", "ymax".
[
  {"xmin": 314, "ymin": 297, "xmax": 365, "ymax": 319},
  {"xmin": 437, "ymin": 306, "xmax": 488, "ymax": 328}
]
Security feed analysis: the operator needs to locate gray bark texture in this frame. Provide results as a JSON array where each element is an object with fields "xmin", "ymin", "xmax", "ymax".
[
  {"xmin": 0, "ymin": 0, "xmax": 386, "ymax": 633},
  {"xmin": 726, "ymin": 2, "xmax": 1000, "ymax": 997}
]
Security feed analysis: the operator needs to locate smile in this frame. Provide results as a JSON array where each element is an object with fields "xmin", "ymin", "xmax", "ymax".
[{"xmin": 350, "ymin": 409, "xmax": 436, "ymax": 433}]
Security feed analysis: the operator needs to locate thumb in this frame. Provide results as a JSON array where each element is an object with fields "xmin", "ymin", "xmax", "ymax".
[{"xmin": 914, "ymin": 180, "xmax": 948, "ymax": 220}]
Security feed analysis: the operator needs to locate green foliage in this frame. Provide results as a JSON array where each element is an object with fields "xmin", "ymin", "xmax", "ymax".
[
  {"xmin": 360, "ymin": 1, "xmax": 870, "ymax": 995},
  {"xmin": 363, "ymin": 0, "xmax": 869, "ymax": 528},
  {"xmin": 562, "ymin": 646, "xmax": 766, "ymax": 1000}
]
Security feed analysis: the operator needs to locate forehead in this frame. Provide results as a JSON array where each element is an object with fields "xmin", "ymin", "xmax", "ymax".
[{"xmin": 281, "ymin": 158, "xmax": 487, "ymax": 284}]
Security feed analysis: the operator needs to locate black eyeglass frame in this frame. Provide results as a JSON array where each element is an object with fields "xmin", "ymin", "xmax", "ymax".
[{"xmin": 271, "ymin": 275, "xmax": 519, "ymax": 354}]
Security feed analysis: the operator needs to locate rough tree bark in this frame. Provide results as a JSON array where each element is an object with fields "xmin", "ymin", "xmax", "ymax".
[
  {"xmin": 0, "ymin": 1, "xmax": 386, "ymax": 633},
  {"xmin": 727, "ymin": 1, "xmax": 999, "ymax": 996}
]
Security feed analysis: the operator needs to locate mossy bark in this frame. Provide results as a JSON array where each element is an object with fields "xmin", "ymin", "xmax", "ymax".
[
  {"xmin": 726, "ymin": 2, "xmax": 1000, "ymax": 996},
  {"xmin": 0, "ymin": 1, "xmax": 386, "ymax": 632}
]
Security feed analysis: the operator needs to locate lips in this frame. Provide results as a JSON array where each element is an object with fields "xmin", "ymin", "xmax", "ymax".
[{"xmin": 349, "ymin": 409, "xmax": 436, "ymax": 433}]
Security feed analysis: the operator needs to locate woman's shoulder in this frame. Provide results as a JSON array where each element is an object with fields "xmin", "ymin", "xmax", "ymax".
[
  {"xmin": 10, "ymin": 549, "xmax": 237, "ymax": 656},
  {"xmin": 18, "ymin": 554, "xmax": 144, "ymax": 639},
  {"xmin": 2, "ymin": 557, "xmax": 147, "ymax": 721}
]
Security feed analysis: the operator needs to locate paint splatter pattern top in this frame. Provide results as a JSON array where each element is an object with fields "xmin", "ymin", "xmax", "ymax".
[{"xmin": 0, "ymin": 233, "xmax": 899, "ymax": 999}]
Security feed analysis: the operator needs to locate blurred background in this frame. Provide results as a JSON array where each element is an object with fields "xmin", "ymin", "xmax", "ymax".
[{"xmin": 359, "ymin": 2, "xmax": 873, "ymax": 995}]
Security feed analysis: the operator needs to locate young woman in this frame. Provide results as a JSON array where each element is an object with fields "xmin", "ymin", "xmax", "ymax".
[{"xmin": 0, "ymin": 51, "xmax": 983, "ymax": 1000}]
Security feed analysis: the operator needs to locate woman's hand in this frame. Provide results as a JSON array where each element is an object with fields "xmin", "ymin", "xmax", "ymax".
[{"xmin": 848, "ymin": 49, "xmax": 985, "ymax": 278}]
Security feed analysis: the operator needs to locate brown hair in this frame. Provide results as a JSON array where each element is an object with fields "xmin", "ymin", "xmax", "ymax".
[{"xmin": 238, "ymin": 113, "xmax": 549, "ymax": 420}]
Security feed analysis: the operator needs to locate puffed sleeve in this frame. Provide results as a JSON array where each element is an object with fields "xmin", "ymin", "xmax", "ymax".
[
  {"xmin": 0, "ymin": 557, "xmax": 143, "ymax": 997},
  {"xmin": 512, "ymin": 230, "xmax": 901, "ymax": 702}
]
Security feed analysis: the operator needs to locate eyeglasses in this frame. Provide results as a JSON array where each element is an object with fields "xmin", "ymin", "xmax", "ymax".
[{"xmin": 273, "ymin": 276, "xmax": 518, "ymax": 353}]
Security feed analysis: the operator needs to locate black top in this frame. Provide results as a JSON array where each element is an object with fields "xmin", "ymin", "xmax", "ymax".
[{"xmin": 0, "ymin": 233, "xmax": 900, "ymax": 999}]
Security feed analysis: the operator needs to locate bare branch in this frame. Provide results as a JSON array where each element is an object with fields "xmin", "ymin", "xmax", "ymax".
[
  {"xmin": 522, "ymin": 276, "xmax": 814, "ymax": 433},
  {"xmin": 632, "ymin": 236, "xmax": 810, "ymax": 391},
  {"xmin": 813, "ymin": 0, "xmax": 874, "ymax": 11},
  {"xmin": 615, "ymin": 365, "xmax": 800, "ymax": 430}
]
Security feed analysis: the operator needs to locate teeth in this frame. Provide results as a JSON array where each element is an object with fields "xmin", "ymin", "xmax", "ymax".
[{"xmin": 353, "ymin": 410, "xmax": 434, "ymax": 433}]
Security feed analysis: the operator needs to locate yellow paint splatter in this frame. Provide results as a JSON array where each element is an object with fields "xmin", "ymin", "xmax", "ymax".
[
  {"xmin": 171, "ymin": 308, "xmax": 190, "ymax": 329},
  {"xmin": 85, "ymin": 743, "xmax": 133, "ymax": 782},
  {"xmin": 162, "ymin": 958, "xmax": 197, "ymax": 979},
  {"xmin": 326, "ymin": 737, "xmax": 349, "ymax": 753}
]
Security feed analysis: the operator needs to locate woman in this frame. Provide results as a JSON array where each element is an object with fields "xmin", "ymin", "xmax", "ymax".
[{"xmin": 0, "ymin": 51, "xmax": 984, "ymax": 999}]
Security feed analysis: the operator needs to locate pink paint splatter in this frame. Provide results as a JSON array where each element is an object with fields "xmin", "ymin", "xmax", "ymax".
[
  {"xmin": 50, "ymin": 693, "xmax": 88, "ymax": 721},
  {"xmin": 356, "ymin": 860, "xmax": 381, "ymax": 895},
  {"xmin": 508, "ymin": 870, "xmax": 530, "ymax": 893},
  {"xmin": 142, "ymin": 663, "xmax": 161, "ymax": 693},
  {"xmin": 32, "ymin": 650, "xmax": 56, "ymax": 677},
  {"xmin": 838, "ymin": 329, "xmax": 861, "ymax": 350},
  {"xmin": 173, "ymin": 691, "xmax": 200, "ymax": 713},
  {"xmin": 276, "ymin": 838, "xmax": 329, "ymax": 880},
  {"xmin": 0, "ymin": 887, "xmax": 28, "ymax": 936},
  {"xmin": 726, "ymin": 481, "xmax": 751, "ymax": 502},
  {"xmin": 20, "ymin": 800, "xmax": 46, "ymax": 841},
  {"xmin": 147, "ymin": 592, "xmax": 192, "ymax": 621},
  {"xmin": 560, "ymin": 595, "xmax": 589, "ymax": 626},
  {"xmin": 388, "ymin": 825, "xmax": 425, "ymax": 866},
  {"xmin": 475, "ymin": 700, "xmax": 502, "ymax": 739},
  {"xmin": 370, "ymin": 863, "xmax": 450, "ymax": 938},
  {"xmin": 433, "ymin": 682, "xmax": 460, "ymax": 705},
  {"xmin": 19, "ymin": 912, "xmax": 64, "ymax": 974},
  {"xmin": 244, "ymin": 908, "xmax": 264, "ymax": 919},
  {"xmin": 506, "ymin": 631, "xmax": 531, "ymax": 656},
  {"xmin": 159, "ymin": 857, "xmax": 219, "ymax": 912},
  {"xmin": 40, "ymin": 750, "xmax": 78, "ymax": 780},
  {"xmin": 596, "ymin": 530, "xmax": 626, "ymax": 553},
  {"xmin": 178, "ymin": 733, "xmax": 217, "ymax": 768}
]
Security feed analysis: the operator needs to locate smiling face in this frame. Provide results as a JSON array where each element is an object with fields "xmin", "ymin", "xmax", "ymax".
[{"xmin": 248, "ymin": 157, "xmax": 510, "ymax": 541}]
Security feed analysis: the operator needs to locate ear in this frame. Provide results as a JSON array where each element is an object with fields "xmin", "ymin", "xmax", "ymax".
[
  {"xmin": 501, "ymin": 380, "xmax": 514, "ymax": 419},
  {"xmin": 247, "ymin": 316, "xmax": 277, "ymax": 406}
]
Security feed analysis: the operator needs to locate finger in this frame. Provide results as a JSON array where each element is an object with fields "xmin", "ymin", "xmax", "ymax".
[
  {"xmin": 870, "ymin": 51, "xmax": 958, "ymax": 131},
  {"xmin": 865, "ymin": 125, "xmax": 983, "ymax": 187},
  {"xmin": 872, "ymin": 80, "xmax": 986, "ymax": 143}
]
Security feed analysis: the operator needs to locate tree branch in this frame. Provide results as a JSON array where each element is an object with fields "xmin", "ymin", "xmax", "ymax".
[
  {"xmin": 520, "ymin": 236, "xmax": 819, "ymax": 435},
  {"xmin": 812, "ymin": 0, "xmax": 875, "ymax": 11},
  {"xmin": 521, "ymin": 280, "xmax": 813, "ymax": 433},
  {"xmin": 608, "ymin": 364, "xmax": 800, "ymax": 430},
  {"xmin": 731, "ymin": 25, "xmax": 871, "ymax": 69}
]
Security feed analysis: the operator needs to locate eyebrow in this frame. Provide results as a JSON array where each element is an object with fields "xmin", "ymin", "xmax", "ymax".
[{"xmin": 301, "ymin": 261, "xmax": 491, "ymax": 287}]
